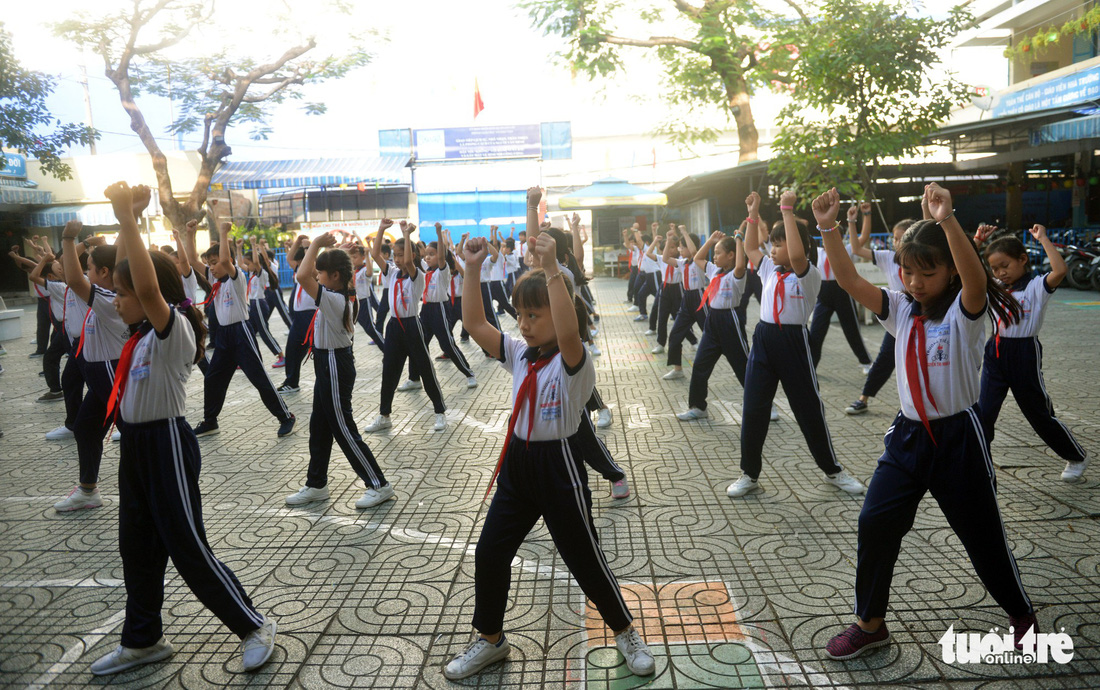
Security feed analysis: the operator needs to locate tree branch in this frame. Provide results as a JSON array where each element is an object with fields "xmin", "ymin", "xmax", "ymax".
[
  {"xmin": 779, "ymin": 0, "xmax": 810, "ymax": 26},
  {"xmin": 672, "ymin": 0, "xmax": 702, "ymax": 20},
  {"xmin": 240, "ymin": 75, "xmax": 305, "ymax": 102},
  {"xmin": 599, "ymin": 34, "xmax": 696, "ymax": 49}
]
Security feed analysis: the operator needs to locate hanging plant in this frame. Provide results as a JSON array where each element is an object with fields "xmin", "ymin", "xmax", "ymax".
[{"xmin": 1004, "ymin": 8, "xmax": 1100, "ymax": 62}]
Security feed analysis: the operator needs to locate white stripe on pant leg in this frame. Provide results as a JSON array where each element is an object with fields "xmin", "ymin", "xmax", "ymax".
[
  {"xmin": 168, "ymin": 422, "xmax": 264, "ymax": 627},
  {"xmin": 253, "ymin": 302, "xmax": 280, "ymax": 355},
  {"xmin": 560, "ymin": 439, "xmax": 632, "ymax": 621},
  {"xmin": 240, "ymin": 323, "xmax": 290, "ymax": 417},
  {"xmin": 583, "ymin": 415, "xmax": 622, "ymax": 474},
  {"xmin": 731, "ymin": 312, "xmax": 750, "ymax": 359},
  {"xmin": 1031, "ymin": 338, "xmax": 1086, "ymax": 458},
  {"xmin": 411, "ymin": 317, "xmax": 445, "ymax": 411},
  {"xmin": 799, "ymin": 328, "xmax": 841, "ymax": 469},
  {"xmin": 438, "ymin": 303, "xmax": 473, "ymax": 377},
  {"xmin": 965, "ymin": 408, "xmax": 1032, "ymax": 610},
  {"xmin": 328, "ymin": 350, "xmax": 381, "ymax": 488}
]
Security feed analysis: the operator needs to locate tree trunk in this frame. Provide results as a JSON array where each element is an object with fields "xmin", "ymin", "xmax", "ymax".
[{"xmin": 728, "ymin": 84, "xmax": 759, "ymax": 163}]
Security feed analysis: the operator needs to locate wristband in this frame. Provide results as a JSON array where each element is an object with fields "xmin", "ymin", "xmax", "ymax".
[
  {"xmin": 546, "ymin": 271, "xmax": 565, "ymax": 286},
  {"xmin": 817, "ymin": 224, "xmax": 837, "ymax": 233},
  {"xmin": 734, "ymin": 233, "xmax": 745, "ymax": 241},
  {"xmin": 745, "ymin": 217, "xmax": 758, "ymax": 224},
  {"xmin": 780, "ymin": 205, "xmax": 794, "ymax": 211},
  {"xmin": 936, "ymin": 210, "xmax": 956, "ymax": 226},
  {"xmin": 862, "ymin": 211, "xmax": 871, "ymax": 216}
]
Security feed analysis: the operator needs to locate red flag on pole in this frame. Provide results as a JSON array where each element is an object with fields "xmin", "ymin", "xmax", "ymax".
[{"xmin": 474, "ymin": 78, "xmax": 485, "ymax": 119}]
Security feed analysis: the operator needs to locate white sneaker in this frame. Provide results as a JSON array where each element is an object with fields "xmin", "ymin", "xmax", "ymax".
[
  {"xmin": 397, "ymin": 380, "xmax": 422, "ymax": 392},
  {"xmin": 611, "ymin": 478, "xmax": 630, "ymax": 499},
  {"xmin": 90, "ymin": 636, "xmax": 174, "ymax": 675},
  {"xmin": 1062, "ymin": 456, "xmax": 1089, "ymax": 482},
  {"xmin": 650, "ymin": 345, "xmax": 665, "ymax": 354},
  {"xmin": 825, "ymin": 470, "xmax": 866, "ymax": 494},
  {"xmin": 662, "ymin": 368, "xmax": 684, "ymax": 380},
  {"xmin": 644, "ymin": 329, "xmax": 657, "ymax": 336},
  {"xmin": 614, "ymin": 627, "xmax": 655, "ymax": 676},
  {"xmin": 444, "ymin": 635, "xmax": 511, "ymax": 680},
  {"xmin": 364, "ymin": 415, "xmax": 392, "ymax": 433},
  {"xmin": 285, "ymin": 486, "xmax": 329, "ymax": 506},
  {"xmin": 596, "ymin": 408, "xmax": 613, "ymax": 428},
  {"xmin": 433, "ymin": 413, "xmax": 447, "ymax": 431},
  {"xmin": 677, "ymin": 407, "xmax": 708, "ymax": 421},
  {"xmin": 727, "ymin": 475, "xmax": 761, "ymax": 498},
  {"xmin": 590, "ymin": 327, "xmax": 600, "ymax": 338},
  {"xmin": 770, "ymin": 405, "xmax": 779, "ymax": 422},
  {"xmin": 355, "ymin": 483, "xmax": 395, "ymax": 509},
  {"xmin": 627, "ymin": 305, "xmax": 639, "ymax": 312},
  {"xmin": 111, "ymin": 430, "xmax": 121, "ymax": 442},
  {"xmin": 54, "ymin": 487, "xmax": 102, "ymax": 512},
  {"xmin": 241, "ymin": 617, "xmax": 277, "ymax": 671},
  {"xmin": 467, "ymin": 376, "xmax": 478, "ymax": 389},
  {"xmin": 45, "ymin": 425, "xmax": 74, "ymax": 441},
  {"xmin": 861, "ymin": 363, "xmax": 873, "ymax": 375},
  {"xmin": 589, "ymin": 344, "xmax": 602, "ymax": 357}
]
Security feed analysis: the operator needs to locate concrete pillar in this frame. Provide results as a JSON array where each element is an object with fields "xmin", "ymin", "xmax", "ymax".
[{"xmin": 1007, "ymin": 161, "xmax": 1024, "ymax": 230}]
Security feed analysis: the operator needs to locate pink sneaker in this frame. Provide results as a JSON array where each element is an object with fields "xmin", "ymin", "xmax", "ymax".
[
  {"xmin": 825, "ymin": 623, "xmax": 890, "ymax": 660},
  {"xmin": 272, "ymin": 355, "xmax": 286, "ymax": 368}
]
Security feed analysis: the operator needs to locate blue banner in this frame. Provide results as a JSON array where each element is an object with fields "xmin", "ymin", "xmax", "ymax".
[
  {"xmin": 992, "ymin": 64, "xmax": 1100, "ymax": 118},
  {"xmin": 414, "ymin": 124, "xmax": 541, "ymax": 160},
  {"xmin": 1, "ymin": 152, "xmax": 27, "ymax": 179}
]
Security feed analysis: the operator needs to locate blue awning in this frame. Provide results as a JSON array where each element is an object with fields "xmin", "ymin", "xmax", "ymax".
[
  {"xmin": 0, "ymin": 177, "xmax": 51, "ymax": 205},
  {"xmin": 212, "ymin": 156, "xmax": 411, "ymax": 190},
  {"xmin": 24, "ymin": 203, "xmax": 120, "ymax": 228},
  {"xmin": 558, "ymin": 177, "xmax": 667, "ymax": 209}
]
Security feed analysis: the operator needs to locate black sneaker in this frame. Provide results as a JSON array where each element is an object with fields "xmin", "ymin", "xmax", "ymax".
[
  {"xmin": 277, "ymin": 414, "xmax": 297, "ymax": 437},
  {"xmin": 845, "ymin": 400, "xmax": 868, "ymax": 415},
  {"xmin": 29, "ymin": 352, "xmax": 45, "ymax": 359},
  {"xmin": 460, "ymin": 337, "xmax": 470, "ymax": 343},
  {"xmin": 37, "ymin": 390, "xmax": 64, "ymax": 402},
  {"xmin": 435, "ymin": 353, "xmax": 450, "ymax": 361},
  {"xmin": 193, "ymin": 420, "xmax": 220, "ymax": 437},
  {"xmin": 277, "ymin": 384, "xmax": 299, "ymax": 394}
]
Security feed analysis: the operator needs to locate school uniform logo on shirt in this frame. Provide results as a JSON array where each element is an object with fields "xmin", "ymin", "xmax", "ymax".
[
  {"xmin": 131, "ymin": 342, "xmax": 152, "ymax": 381},
  {"xmin": 926, "ymin": 323, "xmax": 950, "ymax": 366},
  {"xmin": 539, "ymin": 381, "xmax": 562, "ymax": 421}
]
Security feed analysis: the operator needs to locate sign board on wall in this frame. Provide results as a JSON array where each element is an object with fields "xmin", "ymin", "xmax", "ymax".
[
  {"xmin": 1, "ymin": 152, "xmax": 28, "ymax": 178},
  {"xmin": 992, "ymin": 64, "xmax": 1100, "ymax": 118},
  {"xmin": 414, "ymin": 124, "xmax": 541, "ymax": 161}
]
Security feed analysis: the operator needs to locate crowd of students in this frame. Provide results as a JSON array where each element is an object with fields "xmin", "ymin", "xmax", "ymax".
[{"xmin": 4, "ymin": 179, "xmax": 1089, "ymax": 679}]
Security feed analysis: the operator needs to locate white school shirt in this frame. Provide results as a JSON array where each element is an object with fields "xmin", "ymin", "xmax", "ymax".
[
  {"xmin": 354, "ymin": 266, "xmax": 375, "ymax": 301},
  {"xmin": 450, "ymin": 256, "xmax": 465, "ymax": 299},
  {"xmin": 684, "ymin": 260, "xmax": 705, "ymax": 291},
  {"xmin": 639, "ymin": 245, "xmax": 659, "ymax": 273},
  {"xmin": 45, "ymin": 280, "xmax": 66, "ymax": 322},
  {"xmin": 815, "ymin": 242, "xmax": 853, "ymax": 282},
  {"xmin": 81, "ymin": 286, "xmax": 128, "ymax": 363},
  {"xmin": 480, "ymin": 255, "xmax": 497, "ymax": 283},
  {"xmin": 702, "ymin": 263, "xmax": 745, "ymax": 309},
  {"xmin": 181, "ymin": 270, "xmax": 198, "ymax": 303},
  {"xmin": 872, "ymin": 249, "xmax": 906, "ymax": 293},
  {"xmin": 63, "ymin": 285, "xmax": 89, "ymax": 340},
  {"xmin": 34, "ymin": 282, "xmax": 48, "ymax": 299},
  {"xmin": 212, "ymin": 266, "xmax": 249, "ymax": 325},
  {"xmin": 311, "ymin": 286, "xmax": 354, "ymax": 350},
  {"xmin": 490, "ymin": 253, "xmax": 507, "ymax": 282},
  {"xmin": 499, "ymin": 333, "xmax": 595, "ymax": 441},
  {"xmin": 998, "ymin": 273, "xmax": 1055, "ymax": 338},
  {"xmin": 120, "ymin": 310, "xmax": 195, "ymax": 424},
  {"xmin": 657, "ymin": 257, "xmax": 684, "ymax": 286},
  {"xmin": 292, "ymin": 278, "xmax": 317, "ymax": 311},
  {"xmin": 246, "ymin": 270, "xmax": 267, "ymax": 303},
  {"xmin": 505, "ymin": 253, "xmax": 520, "ymax": 276},
  {"xmin": 757, "ymin": 256, "xmax": 821, "ymax": 326},
  {"xmin": 383, "ymin": 265, "xmax": 425, "ymax": 318},
  {"xmin": 422, "ymin": 264, "xmax": 452, "ymax": 304},
  {"xmin": 879, "ymin": 290, "xmax": 985, "ymax": 421}
]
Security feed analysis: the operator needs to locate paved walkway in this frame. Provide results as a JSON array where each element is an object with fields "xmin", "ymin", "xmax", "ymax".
[{"xmin": 0, "ymin": 278, "xmax": 1098, "ymax": 689}]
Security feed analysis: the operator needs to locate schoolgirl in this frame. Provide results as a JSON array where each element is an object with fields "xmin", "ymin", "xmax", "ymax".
[
  {"xmin": 263, "ymin": 248, "xmax": 293, "ymax": 329},
  {"xmin": 9, "ymin": 243, "xmax": 57, "ymax": 367},
  {"xmin": 729, "ymin": 190, "xmax": 865, "ymax": 498},
  {"xmin": 565, "ymin": 215, "xmax": 600, "ymax": 326},
  {"xmin": 90, "ymin": 181, "xmax": 275, "ymax": 676},
  {"xmin": 650, "ymin": 227, "xmax": 694, "ymax": 356},
  {"xmin": 349, "ymin": 243, "xmax": 386, "ymax": 347},
  {"xmin": 283, "ymin": 233, "xmax": 396, "ymax": 509},
  {"xmin": 443, "ymin": 231, "xmax": 653, "ymax": 680},
  {"xmin": 662, "ymin": 225, "xmax": 703, "ymax": 380},
  {"xmin": 487, "ymin": 227, "xmax": 518, "ymax": 320},
  {"xmin": 632, "ymin": 226, "xmax": 661, "ymax": 333},
  {"xmin": 364, "ymin": 219, "xmax": 448, "ymax": 433},
  {"xmin": 807, "ymin": 202, "xmax": 874, "ymax": 371},
  {"xmin": 978, "ymin": 226, "xmax": 1087, "ymax": 481},
  {"xmin": 733, "ymin": 231, "xmax": 765, "ymax": 346},
  {"xmin": 51, "ymin": 221, "xmax": 128, "ymax": 512},
  {"xmin": 675, "ymin": 229, "xmax": 750, "ymax": 421},
  {"xmin": 31, "ymin": 277, "xmax": 50, "ymax": 358},
  {"xmin": 175, "ymin": 220, "xmax": 214, "ymax": 374},
  {"xmin": 372, "ymin": 241, "xmax": 394, "ymax": 335},
  {"xmin": 811, "ymin": 183, "xmax": 1036, "ymax": 659},
  {"xmin": 845, "ymin": 213, "xmax": 917, "ymax": 415},
  {"xmin": 420, "ymin": 225, "xmax": 478, "ymax": 388},
  {"xmin": 242, "ymin": 242, "xmax": 285, "ymax": 362},
  {"xmin": 623, "ymin": 227, "xmax": 640, "ymax": 304},
  {"xmin": 39, "ymin": 244, "xmax": 90, "ymax": 429},
  {"xmin": 450, "ymin": 233, "xmax": 470, "ymax": 343},
  {"xmin": 192, "ymin": 222, "xmax": 296, "ymax": 438},
  {"xmin": 276, "ymin": 235, "xmax": 318, "ymax": 394}
]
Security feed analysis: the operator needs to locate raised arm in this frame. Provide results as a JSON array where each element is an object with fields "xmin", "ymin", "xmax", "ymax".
[
  {"xmin": 28, "ymin": 245, "xmax": 55, "ymax": 288},
  {"xmin": 570, "ymin": 213, "xmax": 585, "ymax": 264},
  {"xmin": 399, "ymin": 221, "xmax": 418, "ymax": 277},
  {"xmin": 812, "ymin": 188, "xmax": 881, "ymax": 313},
  {"xmin": 678, "ymin": 225, "xmax": 696, "ymax": 258},
  {"xmin": 661, "ymin": 227, "xmax": 678, "ymax": 264},
  {"xmin": 485, "ymin": 228, "xmax": 500, "ymax": 263},
  {"xmin": 733, "ymin": 227, "xmax": 747, "ymax": 279},
  {"xmin": 60, "ymin": 221, "xmax": 93, "ymax": 303},
  {"xmin": 435, "ymin": 223, "xmax": 450, "ymax": 266},
  {"xmin": 460, "ymin": 237, "xmax": 501, "ymax": 358},
  {"xmin": 694, "ymin": 231, "xmax": 723, "ymax": 273},
  {"xmin": 370, "ymin": 218, "xmax": 393, "ymax": 272},
  {"xmin": 849, "ymin": 205, "xmax": 873, "ymax": 260},
  {"xmin": 179, "ymin": 220, "xmax": 206, "ymax": 278},
  {"xmin": 216, "ymin": 222, "xmax": 236, "ymax": 279},
  {"xmin": 525, "ymin": 187, "xmax": 542, "ymax": 242},
  {"xmin": 536, "ymin": 233, "xmax": 584, "ymax": 369},
  {"xmin": 779, "ymin": 189, "xmax": 809, "ymax": 275},
  {"xmin": 645, "ymin": 236, "xmax": 660, "ymax": 261},
  {"xmin": 105, "ymin": 182, "xmax": 170, "ymax": 331},
  {"xmin": 1031, "ymin": 224, "xmax": 1066, "ymax": 289},
  {"xmin": 925, "ymin": 183, "xmax": 986, "ymax": 315},
  {"xmin": 744, "ymin": 191, "xmax": 764, "ymax": 267},
  {"xmin": 297, "ymin": 232, "xmax": 336, "ymax": 300}
]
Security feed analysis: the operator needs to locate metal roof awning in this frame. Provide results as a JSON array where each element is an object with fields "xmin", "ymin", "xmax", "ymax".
[
  {"xmin": 931, "ymin": 105, "xmax": 1090, "ymax": 141},
  {"xmin": 24, "ymin": 203, "xmax": 121, "ymax": 228},
  {"xmin": 558, "ymin": 177, "xmax": 667, "ymax": 209},
  {"xmin": 212, "ymin": 156, "xmax": 411, "ymax": 191}
]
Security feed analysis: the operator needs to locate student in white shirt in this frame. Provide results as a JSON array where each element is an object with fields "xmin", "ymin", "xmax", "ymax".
[
  {"xmin": 979, "ymin": 228, "xmax": 1087, "ymax": 481},
  {"xmin": 663, "ymin": 225, "xmax": 703, "ymax": 379},
  {"xmin": 277, "ymin": 235, "xmax": 319, "ymax": 394},
  {"xmin": 813, "ymin": 183, "xmax": 1035, "ymax": 660},
  {"xmin": 349, "ymin": 243, "xmax": 385, "ymax": 348},
  {"xmin": 26, "ymin": 249, "xmax": 69, "ymax": 400},
  {"xmin": 488, "ymin": 226, "xmax": 518, "ymax": 320},
  {"xmin": 444, "ymin": 231, "xmax": 654, "ymax": 681},
  {"xmin": 420, "ymin": 225, "xmax": 477, "ymax": 387},
  {"xmin": 91, "ymin": 181, "xmax": 275, "ymax": 676},
  {"xmin": 632, "ymin": 224, "xmax": 662, "ymax": 333}
]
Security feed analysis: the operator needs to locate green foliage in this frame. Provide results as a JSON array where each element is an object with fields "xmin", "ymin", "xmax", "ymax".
[
  {"xmin": 770, "ymin": 0, "xmax": 972, "ymax": 199},
  {"xmin": 0, "ymin": 22, "xmax": 97, "ymax": 180},
  {"xmin": 1003, "ymin": 6, "xmax": 1100, "ymax": 63},
  {"xmin": 227, "ymin": 223, "xmax": 291, "ymax": 249}
]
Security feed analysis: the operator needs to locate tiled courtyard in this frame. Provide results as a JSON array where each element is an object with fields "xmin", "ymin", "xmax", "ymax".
[{"xmin": 1, "ymin": 277, "xmax": 1098, "ymax": 689}]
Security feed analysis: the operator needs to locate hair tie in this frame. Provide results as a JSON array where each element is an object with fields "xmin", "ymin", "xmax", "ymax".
[{"xmin": 177, "ymin": 298, "xmax": 193, "ymax": 309}]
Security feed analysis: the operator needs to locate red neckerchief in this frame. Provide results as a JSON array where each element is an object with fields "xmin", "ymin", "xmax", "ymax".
[
  {"xmin": 485, "ymin": 350, "xmax": 557, "ymax": 500},
  {"xmin": 74, "ymin": 309, "xmax": 94, "ymax": 358},
  {"xmin": 823, "ymin": 255, "xmax": 831, "ymax": 280},
  {"xmin": 295, "ymin": 283, "xmax": 303, "ymax": 308},
  {"xmin": 683, "ymin": 262, "xmax": 691, "ymax": 289},
  {"xmin": 905, "ymin": 313, "xmax": 940, "ymax": 443},
  {"xmin": 995, "ymin": 317, "xmax": 1002, "ymax": 358},
  {"xmin": 104, "ymin": 327, "xmax": 147, "ymax": 425},
  {"xmin": 697, "ymin": 273, "xmax": 724, "ymax": 312},
  {"xmin": 301, "ymin": 310, "xmax": 318, "ymax": 359},
  {"xmin": 422, "ymin": 269, "xmax": 436, "ymax": 303},
  {"xmin": 392, "ymin": 270, "xmax": 408, "ymax": 331},
  {"xmin": 773, "ymin": 269, "xmax": 792, "ymax": 328},
  {"xmin": 202, "ymin": 281, "xmax": 221, "ymax": 307},
  {"xmin": 663, "ymin": 264, "xmax": 674, "ymax": 287},
  {"xmin": 450, "ymin": 275, "xmax": 456, "ymax": 306}
]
